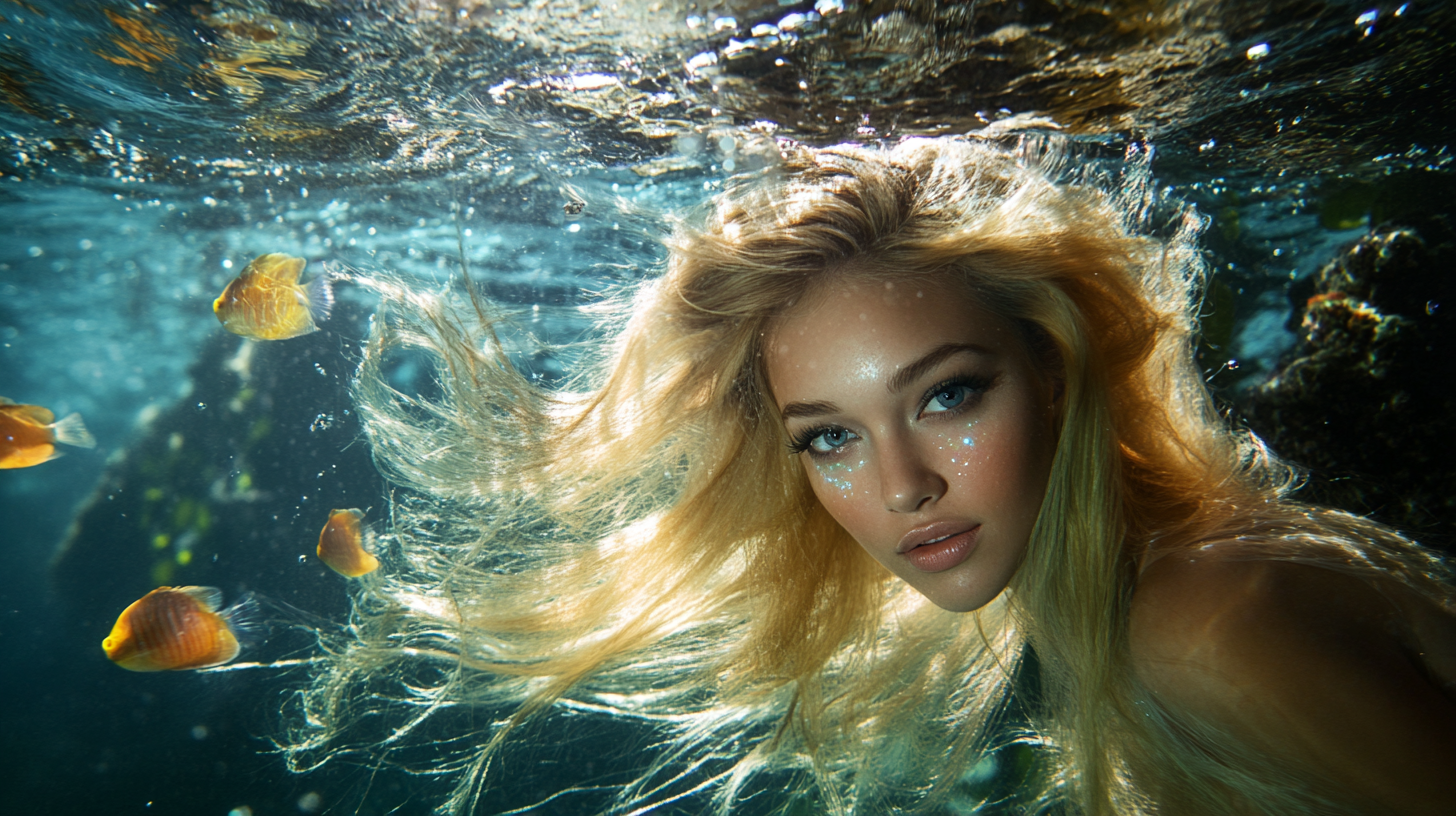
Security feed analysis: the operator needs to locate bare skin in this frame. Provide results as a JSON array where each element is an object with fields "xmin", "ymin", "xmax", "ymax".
[
  {"xmin": 1131, "ymin": 553, "xmax": 1456, "ymax": 814},
  {"xmin": 765, "ymin": 270, "xmax": 1456, "ymax": 812},
  {"xmin": 766, "ymin": 275, "xmax": 1057, "ymax": 613}
]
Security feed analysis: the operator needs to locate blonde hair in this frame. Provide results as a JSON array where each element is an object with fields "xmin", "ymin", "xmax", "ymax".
[{"xmin": 280, "ymin": 137, "xmax": 1452, "ymax": 815}]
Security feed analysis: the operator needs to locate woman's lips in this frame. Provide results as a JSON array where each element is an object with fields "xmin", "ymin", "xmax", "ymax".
[{"xmin": 900, "ymin": 525, "xmax": 980, "ymax": 573}]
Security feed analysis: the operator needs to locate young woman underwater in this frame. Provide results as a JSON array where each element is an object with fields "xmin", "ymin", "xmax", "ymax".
[{"xmin": 282, "ymin": 137, "xmax": 1456, "ymax": 815}]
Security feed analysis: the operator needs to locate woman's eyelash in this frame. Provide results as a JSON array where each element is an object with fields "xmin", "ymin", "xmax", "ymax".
[
  {"xmin": 784, "ymin": 374, "xmax": 995, "ymax": 455},
  {"xmin": 787, "ymin": 425, "xmax": 837, "ymax": 455},
  {"xmin": 919, "ymin": 373, "xmax": 995, "ymax": 412}
]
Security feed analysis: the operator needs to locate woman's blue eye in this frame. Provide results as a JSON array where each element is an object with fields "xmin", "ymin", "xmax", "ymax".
[
  {"xmin": 811, "ymin": 428, "xmax": 856, "ymax": 453},
  {"xmin": 925, "ymin": 384, "xmax": 970, "ymax": 413}
]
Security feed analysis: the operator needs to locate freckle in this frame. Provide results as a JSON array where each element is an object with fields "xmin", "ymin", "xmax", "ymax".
[
  {"xmin": 778, "ymin": 344, "xmax": 790, "ymax": 355},
  {"xmin": 859, "ymin": 313, "xmax": 868, "ymax": 321},
  {"xmin": 884, "ymin": 281, "xmax": 894, "ymax": 290},
  {"xmin": 916, "ymin": 290, "xmax": 924, "ymax": 298}
]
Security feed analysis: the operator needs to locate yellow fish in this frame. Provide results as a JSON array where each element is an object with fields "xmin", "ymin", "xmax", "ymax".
[
  {"xmin": 213, "ymin": 253, "xmax": 333, "ymax": 340},
  {"xmin": 317, "ymin": 508, "xmax": 379, "ymax": 577},
  {"xmin": 102, "ymin": 586, "xmax": 253, "ymax": 671},
  {"xmin": 0, "ymin": 397, "xmax": 96, "ymax": 468}
]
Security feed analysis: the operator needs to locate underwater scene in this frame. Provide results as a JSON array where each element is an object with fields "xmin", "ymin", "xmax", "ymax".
[{"xmin": 1, "ymin": 0, "xmax": 1452, "ymax": 814}]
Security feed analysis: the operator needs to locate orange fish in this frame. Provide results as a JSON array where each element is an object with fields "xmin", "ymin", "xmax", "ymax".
[
  {"xmin": 0, "ymin": 397, "xmax": 96, "ymax": 468},
  {"xmin": 317, "ymin": 508, "xmax": 379, "ymax": 577},
  {"xmin": 212, "ymin": 253, "xmax": 333, "ymax": 340},
  {"xmin": 102, "ymin": 586, "xmax": 252, "ymax": 671}
]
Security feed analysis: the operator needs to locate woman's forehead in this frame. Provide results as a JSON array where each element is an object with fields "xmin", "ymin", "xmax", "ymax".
[
  {"xmin": 764, "ymin": 275, "xmax": 1019, "ymax": 404},
  {"xmin": 770, "ymin": 271, "xmax": 1004, "ymax": 336}
]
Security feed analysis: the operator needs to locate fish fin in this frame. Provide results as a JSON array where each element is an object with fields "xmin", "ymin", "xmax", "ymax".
[
  {"xmin": 211, "ymin": 635, "xmax": 242, "ymax": 667},
  {"xmin": 219, "ymin": 591, "xmax": 267, "ymax": 649},
  {"xmin": 51, "ymin": 413, "xmax": 97, "ymax": 449},
  {"xmin": 17, "ymin": 404, "xmax": 56, "ymax": 425},
  {"xmin": 300, "ymin": 271, "xmax": 335, "ymax": 326},
  {"xmin": 249, "ymin": 253, "xmax": 307, "ymax": 282},
  {"xmin": 0, "ymin": 396, "xmax": 16, "ymax": 405},
  {"xmin": 176, "ymin": 585, "xmax": 226, "ymax": 612},
  {"xmin": 30, "ymin": 449, "xmax": 66, "ymax": 466}
]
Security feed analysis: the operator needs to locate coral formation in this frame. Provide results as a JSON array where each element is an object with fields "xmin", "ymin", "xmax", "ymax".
[{"xmin": 1241, "ymin": 216, "xmax": 1455, "ymax": 548}]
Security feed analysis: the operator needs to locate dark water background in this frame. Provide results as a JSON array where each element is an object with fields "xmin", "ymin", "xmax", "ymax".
[{"xmin": 1, "ymin": 0, "xmax": 1451, "ymax": 814}]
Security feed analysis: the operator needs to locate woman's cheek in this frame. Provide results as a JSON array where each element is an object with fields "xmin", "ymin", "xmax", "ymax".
[
  {"xmin": 931, "ymin": 419, "xmax": 980, "ymax": 479},
  {"xmin": 814, "ymin": 457, "xmax": 868, "ymax": 499}
]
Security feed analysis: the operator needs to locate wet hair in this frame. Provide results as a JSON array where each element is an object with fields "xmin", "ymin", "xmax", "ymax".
[{"xmin": 279, "ymin": 137, "xmax": 1453, "ymax": 815}]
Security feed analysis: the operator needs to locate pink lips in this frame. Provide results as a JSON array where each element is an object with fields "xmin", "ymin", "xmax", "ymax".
[{"xmin": 897, "ymin": 522, "xmax": 981, "ymax": 573}]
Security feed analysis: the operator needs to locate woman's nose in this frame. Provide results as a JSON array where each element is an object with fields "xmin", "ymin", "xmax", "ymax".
[{"xmin": 880, "ymin": 440, "xmax": 947, "ymax": 513}]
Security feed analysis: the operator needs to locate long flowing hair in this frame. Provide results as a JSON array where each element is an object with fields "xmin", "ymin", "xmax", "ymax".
[{"xmin": 278, "ymin": 136, "xmax": 1452, "ymax": 815}]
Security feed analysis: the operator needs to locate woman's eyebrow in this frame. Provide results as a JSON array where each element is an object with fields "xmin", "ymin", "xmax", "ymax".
[
  {"xmin": 886, "ymin": 343, "xmax": 992, "ymax": 394},
  {"xmin": 781, "ymin": 399, "xmax": 840, "ymax": 420}
]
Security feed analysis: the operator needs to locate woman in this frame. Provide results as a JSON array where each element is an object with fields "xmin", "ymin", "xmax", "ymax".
[{"xmin": 285, "ymin": 137, "xmax": 1456, "ymax": 814}]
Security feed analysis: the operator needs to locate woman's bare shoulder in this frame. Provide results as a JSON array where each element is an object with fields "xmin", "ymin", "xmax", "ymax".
[
  {"xmin": 1129, "ymin": 547, "xmax": 1456, "ymax": 815},
  {"xmin": 1130, "ymin": 551, "xmax": 1389, "ymax": 706}
]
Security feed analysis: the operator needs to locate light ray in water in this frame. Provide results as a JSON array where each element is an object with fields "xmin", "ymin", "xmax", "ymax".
[{"xmin": 198, "ymin": 657, "xmax": 331, "ymax": 672}]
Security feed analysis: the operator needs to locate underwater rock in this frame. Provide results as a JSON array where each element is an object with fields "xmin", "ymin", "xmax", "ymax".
[
  {"xmin": 1240, "ymin": 216, "xmax": 1455, "ymax": 547},
  {"xmin": 43, "ymin": 298, "xmax": 391, "ymax": 816},
  {"xmin": 51, "ymin": 298, "xmax": 383, "ymax": 616}
]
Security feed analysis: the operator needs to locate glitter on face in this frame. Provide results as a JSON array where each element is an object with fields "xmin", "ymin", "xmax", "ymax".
[
  {"xmin": 940, "ymin": 420, "xmax": 978, "ymax": 464},
  {"xmin": 815, "ymin": 458, "xmax": 865, "ymax": 496}
]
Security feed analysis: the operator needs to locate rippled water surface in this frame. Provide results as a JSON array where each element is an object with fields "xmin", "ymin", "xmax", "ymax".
[{"xmin": 2, "ymin": 0, "xmax": 1451, "ymax": 813}]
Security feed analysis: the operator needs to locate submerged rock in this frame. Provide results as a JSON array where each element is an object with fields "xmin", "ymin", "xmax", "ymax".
[
  {"xmin": 52, "ymin": 300, "xmax": 383, "ymax": 618},
  {"xmin": 43, "ymin": 299, "xmax": 392, "ymax": 816},
  {"xmin": 1240, "ymin": 216, "xmax": 1455, "ymax": 547}
]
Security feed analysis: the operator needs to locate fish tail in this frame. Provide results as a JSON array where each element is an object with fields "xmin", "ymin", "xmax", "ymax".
[
  {"xmin": 51, "ymin": 413, "xmax": 97, "ymax": 449},
  {"xmin": 219, "ymin": 591, "xmax": 269, "ymax": 648},
  {"xmin": 302, "ymin": 271, "xmax": 335, "ymax": 326}
]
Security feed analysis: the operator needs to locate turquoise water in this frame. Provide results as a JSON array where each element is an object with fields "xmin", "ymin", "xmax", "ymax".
[{"xmin": 1, "ymin": 1, "xmax": 1450, "ymax": 813}]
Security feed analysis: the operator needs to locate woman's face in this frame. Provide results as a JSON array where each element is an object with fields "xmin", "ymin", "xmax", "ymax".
[{"xmin": 766, "ymin": 275, "xmax": 1059, "ymax": 612}]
